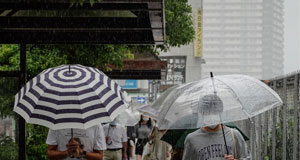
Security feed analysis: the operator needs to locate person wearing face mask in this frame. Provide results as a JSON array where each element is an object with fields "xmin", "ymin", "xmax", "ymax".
[
  {"xmin": 182, "ymin": 94, "xmax": 250, "ymax": 160},
  {"xmin": 103, "ymin": 121, "xmax": 128, "ymax": 160},
  {"xmin": 132, "ymin": 115, "xmax": 154, "ymax": 160}
]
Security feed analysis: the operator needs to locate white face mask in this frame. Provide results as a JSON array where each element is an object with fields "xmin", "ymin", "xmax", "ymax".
[
  {"xmin": 142, "ymin": 117, "xmax": 150, "ymax": 121},
  {"xmin": 198, "ymin": 114, "xmax": 221, "ymax": 129},
  {"xmin": 110, "ymin": 121, "xmax": 117, "ymax": 126}
]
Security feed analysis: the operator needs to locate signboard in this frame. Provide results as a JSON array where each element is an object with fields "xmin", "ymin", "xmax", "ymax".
[
  {"xmin": 160, "ymin": 56, "xmax": 186, "ymax": 85},
  {"xmin": 116, "ymin": 80, "xmax": 137, "ymax": 89},
  {"xmin": 136, "ymin": 97, "xmax": 146, "ymax": 104},
  {"xmin": 194, "ymin": 8, "xmax": 202, "ymax": 57}
]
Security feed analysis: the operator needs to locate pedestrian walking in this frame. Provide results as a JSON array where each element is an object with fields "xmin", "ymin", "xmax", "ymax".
[
  {"xmin": 133, "ymin": 115, "xmax": 154, "ymax": 160},
  {"xmin": 103, "ymin": 122, "xmax": 128, "ymax": 160},
  {"xmin": 143, "ymin": 126, "xmax": 172, "ymax": 160},
  {"xmin": 46, "ymin": 124, "xmax": 107, "ymax": 160},
  {"xmin": 126, "ymin": 126, "xmax": 136, "ymax": 160}
]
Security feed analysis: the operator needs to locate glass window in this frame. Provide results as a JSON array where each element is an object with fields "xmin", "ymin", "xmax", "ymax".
[{"xmin": 160, "ymin": 56, "xmax": 186, "ymax": 85}]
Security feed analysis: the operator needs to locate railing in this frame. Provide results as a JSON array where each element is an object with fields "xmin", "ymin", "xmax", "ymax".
[{"xmin": 238, "ymin": 71, "xmax": 300, "ymax": 160}]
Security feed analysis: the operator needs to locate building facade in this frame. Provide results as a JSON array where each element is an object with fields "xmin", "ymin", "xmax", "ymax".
[
  {"xmin": 161, "ymin": 0, "xmax": 284, "ymax": 82},
  {"xmin": 159, "ymin": 0, "xmax": 203, "ymax": 85},
  {"xmin": 202, "ymin": 0, "xmax": 284, "ymax": 79}
]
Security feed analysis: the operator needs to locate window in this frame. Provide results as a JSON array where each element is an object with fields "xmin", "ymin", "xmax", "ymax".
[{"xmin": 160, "ymin": 56, "xmax": 186, "ymax": 85}]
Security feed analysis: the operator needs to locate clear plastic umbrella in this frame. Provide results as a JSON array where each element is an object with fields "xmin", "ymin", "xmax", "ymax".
[
  {"xmin": 136, "ymin": 104, "xmax": 160, "ymax": 118},
  {"xmin": 113, "ymin": 108, "xmax": 141, "ymax": 126},
  {"xmin": 154, "ymin": 74, "xmax": 283, "ymax": 130}
]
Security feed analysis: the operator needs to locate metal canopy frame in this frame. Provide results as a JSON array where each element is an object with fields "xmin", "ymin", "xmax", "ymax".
[
  {"xmin": 0, "ymin": 0, "xmax": 165, "ymax": 44},
  {"xmin": 107, "ymin": 60, "xmax": 167, "ymax": 79},
  {"xmin": 0, "ymin": 1, "xmax": 165, "ymax": 159}
]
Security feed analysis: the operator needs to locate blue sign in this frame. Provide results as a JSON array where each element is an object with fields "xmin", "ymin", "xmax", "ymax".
[
  {"xmin": 136, "ymin": 97, "xmax": 146, "ymax": 104},
  {"xmin": 120, "ymin": 80, "xmax": 137, "ymax": 89}
]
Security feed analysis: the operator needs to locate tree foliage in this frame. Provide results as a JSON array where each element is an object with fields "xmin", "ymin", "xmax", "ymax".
[
  {"xmin": 0, "ymin": 134, "xmax": 18, "ymax": 160},
  {"xmin": 165, "ymin": 0, "xmax": 194, "ymax": 48},
  {"xmin": 26, "ymin": 124, "xmax": 49, "ymax": 160}
]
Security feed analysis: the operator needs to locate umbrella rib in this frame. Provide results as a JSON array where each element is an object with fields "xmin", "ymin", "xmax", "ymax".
[
  {"xmin": 214, "ymin": 77, "xmax": 251, "ymax": 118},
  {"xmin": 243, "ymin": 76, "xmax": 282, "ymax": 103},
  {"xmin": 157, "ymin": 83, "xmax": 195, "ymax": 128}
]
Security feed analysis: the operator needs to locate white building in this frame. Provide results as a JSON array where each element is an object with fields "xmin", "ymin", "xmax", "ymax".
[
  {"xmin": 160, "ymin": 0, "xmax": 284, "ymax": 81},
  {"xmin": 159, "ymin": 0, "xmax": 203, "ymax": 84},
  {"xmin": 202, "ymin": 0, "xmax": 284, "ymax": 79}
]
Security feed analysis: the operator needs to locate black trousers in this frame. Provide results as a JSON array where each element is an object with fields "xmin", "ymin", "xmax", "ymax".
[{"xmin": 135, "ymin": 138, "xmax": 148, "ymax": 155}]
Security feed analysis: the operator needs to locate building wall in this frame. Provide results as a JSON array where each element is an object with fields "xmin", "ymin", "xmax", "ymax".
[
  {"xmin": 159, "ymin": 0, "xmax": 203, "ymax": 83},
  {"xmin": 201, "ymin": 0, "xmax": 284, "ymax": 80}
]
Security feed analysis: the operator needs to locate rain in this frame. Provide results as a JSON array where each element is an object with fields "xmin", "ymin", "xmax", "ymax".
[{"xmin": 0, "ymin": 0, "xmax": 299, "ymax": 160}]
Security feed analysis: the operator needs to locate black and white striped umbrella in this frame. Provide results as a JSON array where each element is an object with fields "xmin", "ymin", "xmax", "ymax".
[{"xmin": 13, "ymin": 64, "xmax": 129, "ymax": 130}]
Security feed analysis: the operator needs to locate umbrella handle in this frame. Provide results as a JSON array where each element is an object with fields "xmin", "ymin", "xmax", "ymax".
[
  {"xmin": 71, "ymin": 128, "xmax": 73, "ymax": 138},
  {"xmin": 221, "ymin": 124, "xmax": 229, "ymax": 155}
]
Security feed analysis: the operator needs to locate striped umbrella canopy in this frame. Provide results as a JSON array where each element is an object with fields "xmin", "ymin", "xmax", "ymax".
[{"xmin": 13, "ymin": 64, "xmax": 129, "ymax": 130}]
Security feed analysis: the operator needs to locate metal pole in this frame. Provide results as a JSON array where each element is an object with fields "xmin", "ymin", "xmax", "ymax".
[
  {"xmin": 258, "ymin": 114, "xmax": 262, "ymax": 160},
  {"xmin": 250, "ymin": 117, "xmax": 256, "ymax": 159},
  {"xmin": 272, "ymin": 81, "xmax": 277, "ymax": 160},
  {"xmin": 293, "ymin": 74, "xmax": 299, "ymax": 160},
  {"xmin": 264, "ymin": 111, "xmax": 269, "ymax": 156},
  {"xmin": 282, "ymin": 78, "xmax": 287, "ymax": 160},
  {"xmin": 18, "ymin": 44, "xmax": 26, "ymax": 160}
]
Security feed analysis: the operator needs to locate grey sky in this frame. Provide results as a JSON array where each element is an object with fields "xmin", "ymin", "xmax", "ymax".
[{"xmin": 284, "ymin": 0, "xmax": 300, "ymax": 74}]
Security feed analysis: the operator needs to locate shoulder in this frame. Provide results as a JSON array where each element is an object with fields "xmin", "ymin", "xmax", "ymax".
[
  {"xmin": 47, "ymin": 129, "xmax": 57, "ymax": 137},
  {"xmin": 230, "ymin": 128, "xmax": 244, "ymax": 139},
  {"xmin": 118, "ymin": 125, "xmax": 127, "ymax": 132},
  {"xmin": 115, "ymin": 125, "xmax": 124, "ymax": 130},
  {"xmin": 89, "ymin": 124, "xmax": 104, "ymax": 131},
  {"xmin": 103, "ymin": 124, "xmax": 109, "ymax": 128},
  {"xmin": 185, "ymin": 129, "xmax": 202, "ymax": 141},
  {"xmin": 225, "ymin": 126, "xmax": 240, "ymax": 135}
]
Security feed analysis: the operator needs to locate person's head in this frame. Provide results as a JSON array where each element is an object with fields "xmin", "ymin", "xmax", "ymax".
[
  {"xmin": 199, "ymin": 94, "xmax": 223, "ymax": 115},
  {"xmin": 141, "ymin": 115, "xmax": 150, "ymax": 121},
  {"xmin": 198, "ymin": 94, "xmax": 223, "ymax": 128},
  {"xmin": 139, "ymin": 115, "xmax": 152, "ymax": 128},
  {"xmin": 109, "ymin": 119, "xmax": 118, "ymax": 126}
]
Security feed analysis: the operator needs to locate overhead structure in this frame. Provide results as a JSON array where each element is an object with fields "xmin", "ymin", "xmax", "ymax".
[
  {"xmin": 106, "ymin": 60, "xmax": 167, "ymax": 79},
  {"xmin": 0, "ymin": 0, "xmax": 165, "ymax": 44}
]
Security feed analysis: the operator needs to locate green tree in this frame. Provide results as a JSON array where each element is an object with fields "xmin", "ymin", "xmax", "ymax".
[
  {"xmin": 25, "ymin": 124, "xmax": 49, "ymax": 160},
  {"xmin": 0, "ymin": 134, "xmax": 18, "ymax": 160},
  {"xmin": 165, "ymin": 0, "xmax": 194, "ymax": 48}
]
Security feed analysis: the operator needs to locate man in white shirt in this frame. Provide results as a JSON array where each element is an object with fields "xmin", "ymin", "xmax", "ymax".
[
  {"xmin": 103, "ymin": 122, "xmax": 128, "ymax": 160},
  {"xmin": 46, "ymin": 124, "xmax": 107, "ymax": 160}
]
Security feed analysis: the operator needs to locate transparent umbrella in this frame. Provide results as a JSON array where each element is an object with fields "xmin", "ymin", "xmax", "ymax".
[
  {"xmin": 113, "ymin": 108, "xmax": 141, "ymax": 126},
  {"xmin": 154, "ymin": 74, "xmax": 283, "ymax": 130},
  {"xmin": 136, "ymin": 104, "xmax": 160, "ymax": 118}
]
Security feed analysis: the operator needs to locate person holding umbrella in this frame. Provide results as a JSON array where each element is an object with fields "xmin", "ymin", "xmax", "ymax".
[
  {"xmin": 12, "ymin": 65, "xmax": 130, "ymax": 160},
  {"xmin": 140, "ymin": 73, "xmax": 282, "ymax": 159},
  {"xmin": 103, "ymin": 120, "xmax": 128, "ymax": 160},
  {"xmin": 182, "ymin": 94, "xmax": 250, "ymax": 160},
  {"xmin": 46, "ymin": 124, "xmax": 107, "ymax": 160}
]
